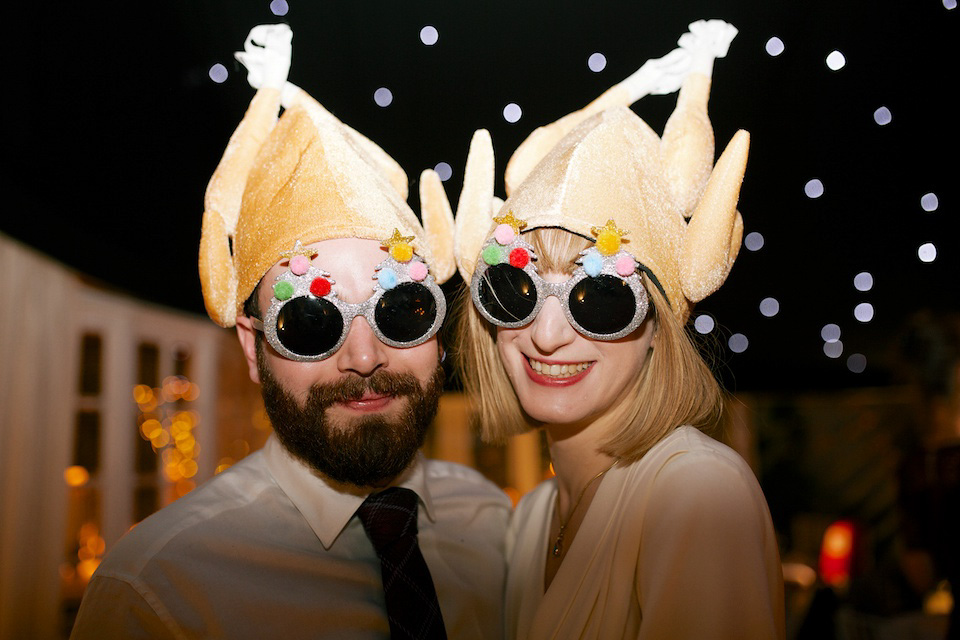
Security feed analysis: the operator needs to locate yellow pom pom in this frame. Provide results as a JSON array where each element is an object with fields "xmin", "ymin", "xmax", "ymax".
[
  {"xmin": 382, "ymin": 228, "xmax": 417, "ymax": 263},
  {"xmin": 390, "ymin": 244, "xmax": 414, "ymax": 263},
  {"xmin": 590, "ymin": 219, "xmax": 628, "ymax": 256},
  {"xmin": 596, "ymin": 231, "xmax": 621, "ymax": 256}
]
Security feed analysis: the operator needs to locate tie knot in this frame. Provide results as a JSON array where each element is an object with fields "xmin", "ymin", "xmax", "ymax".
[{"xmin": 357, "ymin": 487, "xmax": 420, "ymax": 553}]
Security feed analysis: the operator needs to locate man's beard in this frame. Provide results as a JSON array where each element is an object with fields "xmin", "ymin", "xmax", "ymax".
[{"xmin": 258, "ymin": 353, "xmax": 445, "ymax": 488}]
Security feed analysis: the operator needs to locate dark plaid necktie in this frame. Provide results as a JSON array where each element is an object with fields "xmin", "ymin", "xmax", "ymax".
[{"xmin": 357, "ymin": 487, "xmax": 447, "ymax": 640}]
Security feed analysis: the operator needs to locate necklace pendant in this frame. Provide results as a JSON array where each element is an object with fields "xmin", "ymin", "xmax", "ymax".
[{"xmin": 553, "ymin": 529, "xmax": 565, "ymax": 557}]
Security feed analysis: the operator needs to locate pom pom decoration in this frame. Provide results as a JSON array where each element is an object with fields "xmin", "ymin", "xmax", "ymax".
[
  {"xmin": 482, "ymin": 245, "xmax": 505, "ymax": 266},
  {"xmin": 377, "ymin": 268, "xmax": 399, "ymax": 290},
  {"xmin": 494, "ymin": 224, "xmax": 516, "ymax": 246},
  {"xmin": 273, "ymin": 281, "xmax": 294, "ymax": 301},
  {"xmin": 615, "ymin": 255, "xmax": 636, "ymax": 277},
  {"xmin": 383, "ymin": 229, "xmax": 416, "ymax": 263},
  {"xmin": 290, "ymin": 255, "xmax": 310, "ymax": 276},
  {"xmin": 509, "ymin": 248, "xmax": 530, "ymax": 268},
  {"xmin": 591, "ymin": 220, "xmax": 628, "ymax": 256},
  {"xmin": 310, "ymin": 277, "xmax": 332, "ymax": 297},
  {"xmin": 582, "ymin": 253, "xmax": 604, "ymax": 277},
  {"xmin": 408, "ymin": 261, "xmax": 429, "ymax": 282}
]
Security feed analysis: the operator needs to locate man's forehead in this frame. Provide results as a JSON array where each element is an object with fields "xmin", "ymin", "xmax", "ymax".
[{"xmin": 270, "ymin": 237, "xmax": 387, "ymax": 273}]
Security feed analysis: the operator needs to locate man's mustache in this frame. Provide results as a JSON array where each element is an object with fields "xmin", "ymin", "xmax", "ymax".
[{"xmin": 307, "ymin": 370, "xmax": 423, "ymax": 409}]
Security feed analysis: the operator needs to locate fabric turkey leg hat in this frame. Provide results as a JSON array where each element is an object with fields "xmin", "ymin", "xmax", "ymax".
[
  {"xmin": 452, "ymin": 28, "xmax": 748, "ymax": 324},
  {"xmin": 198, "ymin": 87, "xmax": 455, "ymax": 328}
]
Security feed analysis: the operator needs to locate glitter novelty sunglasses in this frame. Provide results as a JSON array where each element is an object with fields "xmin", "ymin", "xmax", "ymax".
[
  {"xmin": 470, "ymin": 233, "xmax": 650, "ymax": 341},
  {"xmin": 251, "ymin": 244, "xmax": 445, "ymax": 362}
]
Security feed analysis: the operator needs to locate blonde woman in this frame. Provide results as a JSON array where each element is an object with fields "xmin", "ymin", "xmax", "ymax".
[{"xmin": 451, "ymin": 21, "xmax": 785, "ymax": 640}]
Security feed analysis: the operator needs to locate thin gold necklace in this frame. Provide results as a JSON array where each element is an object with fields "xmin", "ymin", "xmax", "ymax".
[{"xmin": 552, "ymin": 460, "xmax": 617, "ymax": 558}]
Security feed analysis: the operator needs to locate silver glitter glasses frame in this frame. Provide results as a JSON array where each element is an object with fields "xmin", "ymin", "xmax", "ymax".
[
  {"xmin": 469, "ymin": 235, "xmax": 650, "ymax": 341},
  {"xmin": 252, "ymin": 255, "xmax": 446, "ymax": 362}
]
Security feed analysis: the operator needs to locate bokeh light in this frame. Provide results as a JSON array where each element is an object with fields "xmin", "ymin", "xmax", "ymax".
[
  {"xmin": 420, "ymin": 25, "xmax": 439, "ymax": 46},
  {"xmin": 744, "ymin": 231, "xmax": 765, "ymax": 251},
  {"xmin": 208, "ymin": 63, "xmax": 228, "ymax": 84},
  {"xmin": 824, "ymin": 340, "xmax": 844, "ymax": 359},
  {"xmin": 920, "ymin": 192, "xmax": 939, "ymax": 212},
  {"xmin": 374, "ymin": 87, "xmax": 393, "ymax": 107},
  {"xmin": 759, "ymin": 297, "xmax": 780, "ymax": 317},
  {"xmin": 64, "ymin": 466, "xmax": 90, "ymax": 487},
  {"xmin": 765, "ymin": 37, "xmax": 785, "ymax": 57},
  {"xmin": 269, "ymin": 0, "xmax": 289, "ymax": 16},
  {"xmin": 434, "ymin": 162, "xmax": 453, "ymax": 182},
  {"xmin": 503, "ymin": 103, "xmax": 522, "ymax": 123},
  {"xmin": 918, "ymin": 242, "xmax": 937, "ymax": 263},
  {"xmin": 854, "ymin": 302, "xmax": 874, "ymax": 323},
  {"xmin": 826, "ymin": 50, "xmax": 846, "ymax": 71},
  {"xmin": 873, "ymin": 106, "xmax": 892, "ymax": 126},
  {"xmin": 944, "ymin": 0, "xmax": 957, "ymax": 9},
  {"xmin": 853, "ymin": 271, "xmax": 873, "ymax": 292},
  {"xmin": 729, "ymin": 333, "xmax": 749, "ymax": 353},
  {"xmin": 847, "ymin": 353, "xmax": 867, "ymax": 373},
  {"xmin": 804, "ymin": 179, "xmax": 824, "ymax": 199},
  {"xmin": 694, "ymin": 314, "xmax": 715, "ymax": 334},
  {"xmin": 587, "ymin": 53, "xmax": 607, "ymax": 72},
  {"xmin": 821, "ymin": 323, "xmax": 841, "ymax": 343}
]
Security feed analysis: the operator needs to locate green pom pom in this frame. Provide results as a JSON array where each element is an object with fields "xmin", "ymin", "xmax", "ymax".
[
  {"xmin": 273, "ymin": 281, "xmax": 294, "ymax": 301},
  {"xmin": 482, "ymin": 244, "xmax": 504, "ymax": 266}
]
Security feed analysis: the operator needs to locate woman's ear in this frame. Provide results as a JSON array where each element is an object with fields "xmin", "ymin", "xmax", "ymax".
[{"xmin": 235, "ymin": 315, "xmax": 262, "ymax": 384}]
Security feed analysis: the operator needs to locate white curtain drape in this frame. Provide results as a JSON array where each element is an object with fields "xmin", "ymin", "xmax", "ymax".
[{"xmin": 0, "ymin": 233, "xmax": 77, "ymax": 640}]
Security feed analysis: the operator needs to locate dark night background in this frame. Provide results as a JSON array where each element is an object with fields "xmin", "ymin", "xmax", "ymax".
[{"xmin": 6, "ymin": 0, "xmax": 957, "ymax": 393}]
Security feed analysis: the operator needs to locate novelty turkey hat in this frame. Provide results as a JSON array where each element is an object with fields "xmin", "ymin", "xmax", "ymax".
[
  {"xmin": 452, "ymin": 63, "xmax": 748, "ymax": 323},
  {"xmin": 198, "ymin": 87, "xmax": 455, "ymax": 328}
]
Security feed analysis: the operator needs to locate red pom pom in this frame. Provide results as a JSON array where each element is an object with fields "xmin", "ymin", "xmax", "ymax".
[
  {"xmin": 509, "ymin": 248, "xmax": 529, "ymax": 268},
  {"xmin": 310, "ymin": 278, "xmax": 331, "ymax": 297}
]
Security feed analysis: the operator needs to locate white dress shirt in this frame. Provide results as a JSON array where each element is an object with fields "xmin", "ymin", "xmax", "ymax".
[{"xmin": 71, "ymin": 436, "xmax": 510, "ymax": 640}]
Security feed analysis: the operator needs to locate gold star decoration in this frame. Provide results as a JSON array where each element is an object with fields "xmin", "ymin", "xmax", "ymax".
[
  {"xmin": 493, "ymin": 210, "xmax": 527, "ymax": 234},
  {"xmin": 279, "ymin": 239, "xmax": 317, "ymax": 260},
  {"xmin": 591, "ymin": 219, "xmax": 629, "ymax": 256},
  {"xmin": 383, "ymin": 228, "xmax": 416, "ymax": 262}
]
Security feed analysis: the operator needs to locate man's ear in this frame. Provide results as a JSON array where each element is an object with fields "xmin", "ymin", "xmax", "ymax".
[{"xmin": 235, "ymin": 316, "xmax": 262, "ymax": 385}]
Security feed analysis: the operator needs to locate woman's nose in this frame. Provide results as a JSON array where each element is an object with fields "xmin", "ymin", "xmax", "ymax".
[{"xmin": 529, "ymin": 296, "xmax": 578, "ymax": 354}]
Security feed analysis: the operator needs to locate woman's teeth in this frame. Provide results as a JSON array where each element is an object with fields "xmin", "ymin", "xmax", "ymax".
[{"xmin": 527, "ymin": 357, "xmax": 591, "ymax": 378}]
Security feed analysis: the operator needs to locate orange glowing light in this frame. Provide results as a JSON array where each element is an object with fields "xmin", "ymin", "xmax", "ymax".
[
  {"xmin": 64, "ymin": 465, "xmax": 90, "ymax": 487},
  {"xmin": 132, "ymin": 384, "xmax": 153, "ymax": 404},
  {"xmin": 77, "ymin": 558, "xmax": 101, "ymax": 582},
  {"xmin": 178, "ymin": 459, "xmax": 199, "ymax": 479}
]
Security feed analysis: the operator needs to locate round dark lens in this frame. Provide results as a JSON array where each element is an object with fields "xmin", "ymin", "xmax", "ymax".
[
  {"xmin": 276, "ymin": 296, "xmax": 343, "ymax": 356},
  {"xmin": 375, "ymin": 283, "xmax": 438, "ymax": 343},
  {"xmin": 569, "ymin": 275, "xmax": 636, "ymax": 335},
  {"xmin": 477, "ymin": 264, "xmax": 537, "ymax": 324}
]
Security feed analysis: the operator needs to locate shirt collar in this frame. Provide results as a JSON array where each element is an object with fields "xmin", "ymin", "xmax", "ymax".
[{"xmin": 263, "ymin": 435, "xmax": 436, "ymax": 549}]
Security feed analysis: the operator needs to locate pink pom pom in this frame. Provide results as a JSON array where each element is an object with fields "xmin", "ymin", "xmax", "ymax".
[
  {"xmin": 290, "ymin": 255, "xmax": 310, "ymax": 276},
  {"xmin": 494, "ymin": 224, "xmax": 515, "ymax": 245},
  {"xmin": 615, "ymin": 255, "xmax": 635, "ymax": 277},
  {"xmin": 408, "ymin": 261, "xmax": 428, "ymax": 282}
]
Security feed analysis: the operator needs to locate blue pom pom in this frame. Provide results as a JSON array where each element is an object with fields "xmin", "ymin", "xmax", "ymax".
[
  {"xmin": 583, "ymin": 253, "xmax": 603, "ymax": 277},
  {"xmin": 378, "ymin": 268, "xmax": 398, "ymax": 290}
]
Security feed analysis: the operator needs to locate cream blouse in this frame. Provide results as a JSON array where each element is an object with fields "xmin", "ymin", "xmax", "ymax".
[{"xmin": 505, "ymin": 426, "xmax": 785, "ymax": 640}]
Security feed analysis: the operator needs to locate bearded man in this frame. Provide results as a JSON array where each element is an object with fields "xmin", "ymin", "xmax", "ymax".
[{"xmin": 70, "ymin": 24, "xmax": 509, "ymax": 640}]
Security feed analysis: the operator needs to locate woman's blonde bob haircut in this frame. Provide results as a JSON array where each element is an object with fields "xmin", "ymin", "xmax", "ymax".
[{"xmin": 455, "ymin": 227, "xmax": 724, "ymax": 463}]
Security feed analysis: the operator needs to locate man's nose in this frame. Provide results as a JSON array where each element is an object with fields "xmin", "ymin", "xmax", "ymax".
[{"xmin": 335, "ymin": 316, "xmax": 388, "ymax": 376}]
